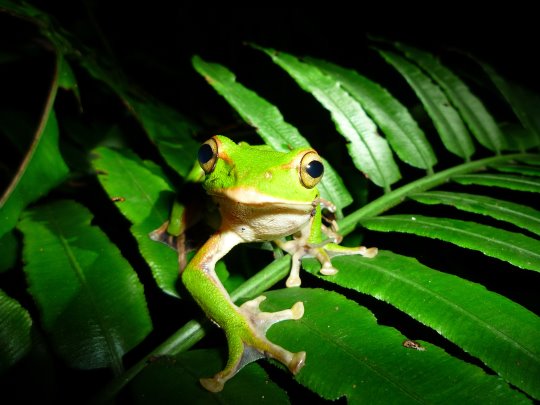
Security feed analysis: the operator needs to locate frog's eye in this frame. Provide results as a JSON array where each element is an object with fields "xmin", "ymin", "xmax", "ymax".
[
  {"xmin": 299, "ymin": 151, "xmax": 324, "ymax": 189},
  {"xmin": 198, "ymin": 138, "xmax": 219, "ymax": 174}
]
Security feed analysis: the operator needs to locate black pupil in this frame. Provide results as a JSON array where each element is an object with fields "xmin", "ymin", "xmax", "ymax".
[
  {"xmin": 198, "ymin": 144, "xmax": 214, "ymax": 164},
  {"xmin": 306, "ymin": 160, "xmax": 324, "ymax": 178}
]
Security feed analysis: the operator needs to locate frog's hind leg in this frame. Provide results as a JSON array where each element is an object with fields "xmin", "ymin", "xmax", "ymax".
[
  {"xmin": 200, "ymin": 333, "xmax": 256, "ymax": 393},
  {"xmin": 200, "ymin": 296, "xmax": 306, "ymax": 392}
]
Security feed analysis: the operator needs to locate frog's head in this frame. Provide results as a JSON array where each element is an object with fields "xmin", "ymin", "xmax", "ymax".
[{"xmin": 197, "ymin": 135, "xmax": 323, "ymax": 207}]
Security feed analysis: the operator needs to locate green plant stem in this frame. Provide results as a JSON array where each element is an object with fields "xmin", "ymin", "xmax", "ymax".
[
  {"xmin": 339, "ymin": 153, "xmax": 536, "ymax": 235},
  {"xmin": 94, "ymin": 152, "xmax": 536, "ymax": 402}
]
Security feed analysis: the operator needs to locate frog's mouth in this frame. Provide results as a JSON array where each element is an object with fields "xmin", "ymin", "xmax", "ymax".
[{"xmin": 209, "ymin": 187, "xmax": 317, "ymax": 211}]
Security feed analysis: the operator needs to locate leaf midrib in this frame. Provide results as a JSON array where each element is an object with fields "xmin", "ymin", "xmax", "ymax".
[
  {"xmin": 52, "ymin": 214, "xmax": 124, "ymax": 373},
  {"xmin": 356, "ymin": 257, "xmax": 540, "ymax": 365},
  {"xmin": 455, "ymin": 173, "xmax": 540, "ymax": 186}
]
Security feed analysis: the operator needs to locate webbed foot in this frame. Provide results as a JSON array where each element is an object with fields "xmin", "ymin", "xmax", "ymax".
[{"xmin": 200, "ymin": 296, "xmax": 306, "ymax": 392}]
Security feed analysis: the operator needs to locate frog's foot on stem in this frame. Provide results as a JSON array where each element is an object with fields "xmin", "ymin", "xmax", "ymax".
[{"xmin": 200, "ymin": 296, "xmax": 306, "ymax": 393}]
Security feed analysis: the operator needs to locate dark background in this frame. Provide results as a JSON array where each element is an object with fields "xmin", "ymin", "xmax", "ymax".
[
  {"xmin": 10, "ymin": 2, "xmax": 538, "ymax": 124},
  {"xmin": 1, "ymin": 2, "xmax": 539, "ymax": 402}
]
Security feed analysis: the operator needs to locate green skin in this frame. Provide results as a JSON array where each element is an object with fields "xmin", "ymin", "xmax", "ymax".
[{"xmin": 178, "ymin": 135, "xmax": 377, "ymax": 392}]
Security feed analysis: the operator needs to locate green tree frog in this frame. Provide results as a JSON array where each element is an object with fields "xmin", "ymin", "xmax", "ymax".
[{"xmin": 178, "ymin": 135, "xmax": 377, "ymax": 392}]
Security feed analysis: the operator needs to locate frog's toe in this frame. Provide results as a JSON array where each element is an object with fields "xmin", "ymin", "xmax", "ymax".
[
  {"xmin": 289, "ymin": 350, "xmax": 306, "ymax": 374},
  {"xmin": 363, "ymin": 247, "xmax": 378, "ymax": 258},
  {"xmin": 320, "ymin": 262, "xmax": 338, "ymax": 275},
  {"xmin": 239, "ymin": 296, "xmax": 304, "ymax": 332},
  {"xmin": 314, "ymin": 247, "xmax": 339, "ymax": 276},
  {"xmin": 200, "ymin": 376, "xmax": 225, "ymax": 393},
  {"xmin": 286, "ymin": 274, "xmax": 302, "ymax": 288},
  {"xmin": 290, "ymin": 301, "xmax": 304, "ymax": 319},
  {"xmin": 239, "ymin": 295, "xmax": 267, "ymax": 314},
  {"xmin": 267, "ymin": 344, "xmax": 306, "ymax": 376}
]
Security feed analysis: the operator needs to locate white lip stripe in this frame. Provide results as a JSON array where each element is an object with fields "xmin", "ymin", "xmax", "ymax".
[{"xmin": 209, "ymin": 187, "xmax": 317, "ymax": 207}]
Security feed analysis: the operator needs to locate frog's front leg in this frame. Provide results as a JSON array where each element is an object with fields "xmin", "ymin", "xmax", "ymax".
[
  {"xmin": 277, "ymin": 204, "xmax": 378, "ymax": 287},
  {"xmin": 315, "ymin": 241, "xmax": 378, "ymax": 276},
  {"xmin": 182, "ymin": 230, "xmax": 306, "ymax": 392}
]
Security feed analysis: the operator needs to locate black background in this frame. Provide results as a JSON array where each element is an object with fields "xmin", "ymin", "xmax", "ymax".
[
  {"xmin": 1, "ymin": 2, "xmax": 539, "ymax": 403},
  {"xmin": 16, "ymin": 2, "xmax": 540, "ymax": 121}
]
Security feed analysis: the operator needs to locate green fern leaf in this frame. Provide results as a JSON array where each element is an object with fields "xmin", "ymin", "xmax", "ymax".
[
  {"xmin": 0, "ymin": 57, "xmax": 69, "ymax": 238},
  {"xmin": 264, "ymin": 288, "xmax": 530, "ymax": 403},
  {"xmin": 395, "ymin": 43, "xmax": 506, "ymax": 153},
  {"xmin": 91, "ymin": 147, "xmax": 180, "ymax": 297},
  {"xmin": 303, "ymin": 253, "xmax": 540, "ymax": 399},
  {"xmin": 481, "ymin": 62, "xmax": 540, "ymax": 145},
  {"xmin": 0, "ymin": 289, "xmax": 32, "ymax": 372},
  {"xmin": 308, "ymin": 57, "xmax": 437, "ymax": 173},
  {"xmin": 257, "ymin": 46, "xmax": 401, "ymax": 191},
  {"xmin": 377, "ymin": 49, "xmax": 475, "ymax": 160},
  {"xmin": 491, "ymin": 163, "xmax": 540, "ymax": 177},
  {"xmin": 361, "ymin": 214, "xmax": 540, "ymax": 272},
  {"xmin": 18, "ymin": 200, "xmax": 152, "ymax": 371},
  {"xmin": 410, "ymin": 191, "xmax": 540, "ymax": 235},
  {"xmin": 128, "ymin": 349, "xmax": 289, "ymax": 403},
  {"xmin": 453, "ymin": 173, "xmax": 540, "ymax": 192}
]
